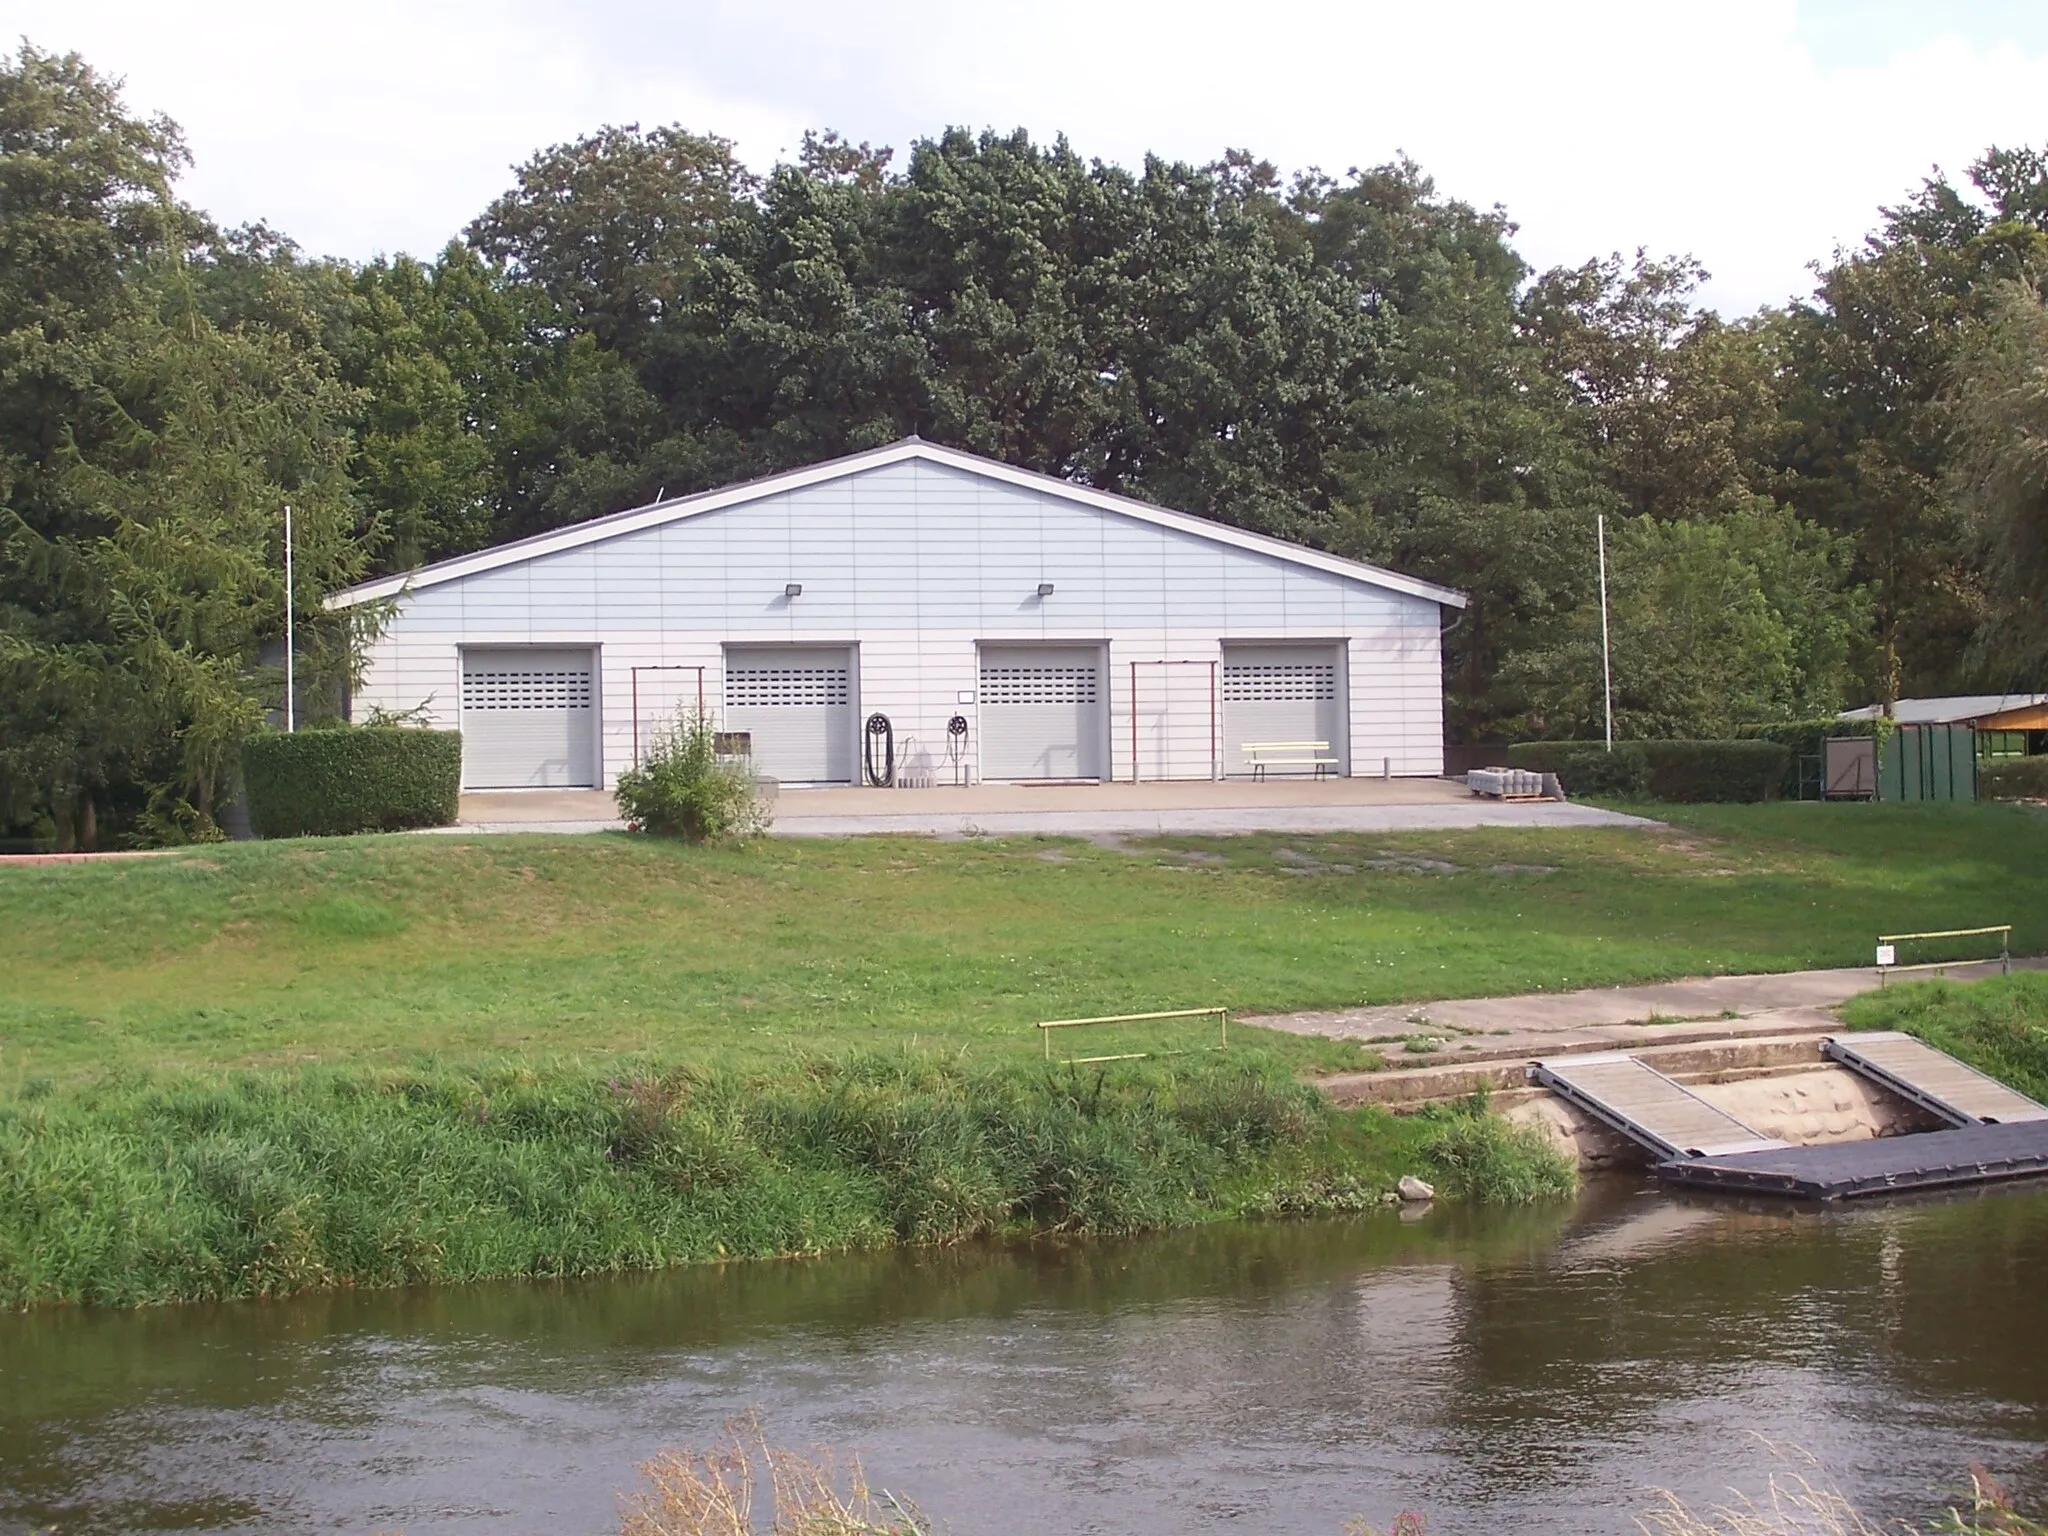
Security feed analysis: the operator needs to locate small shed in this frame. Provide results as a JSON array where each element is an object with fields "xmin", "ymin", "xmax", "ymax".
[{"xmin": 1840, "ymin": 695, "xmax": 2048, "ymax": 760}]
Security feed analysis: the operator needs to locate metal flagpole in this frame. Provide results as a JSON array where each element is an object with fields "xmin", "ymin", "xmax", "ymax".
[
  {"xmin": 284, "ymin": 503, "xmax": 295, "ymax": 733},
  {"xmin": 1597, "ymin": 512, "xmax": 1613, "ymax": 752}
]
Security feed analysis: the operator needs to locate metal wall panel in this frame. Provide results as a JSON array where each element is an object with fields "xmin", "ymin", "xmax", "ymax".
[
  {"xmin": 1124, "ymin": 656, "xmax": 1220, "ymax": 781},
  {"xmin": 978, "ymin": 644, "xmax": 1106, "ymax": 780},
  {"xmin": 1879, "ymin": 723, "xmax": 1979, "ymax": 802},
  {"xmin": 459, "ymin": 647, "xmax": 597, "ymax": 787},
  {"xmin": 354, "ymin": 455, "xmax": 1453, "ymax": 786}
]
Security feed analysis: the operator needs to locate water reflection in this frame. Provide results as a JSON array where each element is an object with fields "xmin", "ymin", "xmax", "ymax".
[{"xmin": 3, "ymin": 1180, "xmax": 2045, "ymax": 1535}]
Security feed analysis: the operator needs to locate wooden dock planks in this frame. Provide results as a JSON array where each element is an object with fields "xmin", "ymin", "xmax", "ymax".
[
  {"xmin": 1530, "ymin": 1052, "xmax": 1785, "ymax": 1161},
  {"xmin": 1823, "ymin": 1031, "xmax": 2048, "ymax": 1127}
]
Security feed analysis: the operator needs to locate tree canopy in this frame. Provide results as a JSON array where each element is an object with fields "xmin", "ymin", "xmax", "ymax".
[{"xmin": 3, "ymin": 40, "xmax": 2044, "ymax": 846}]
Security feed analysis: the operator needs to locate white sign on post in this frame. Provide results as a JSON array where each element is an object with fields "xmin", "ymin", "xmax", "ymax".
[{"xmin": 1875, "ymin": 944, "xmax": 1896, "ymax": 968}]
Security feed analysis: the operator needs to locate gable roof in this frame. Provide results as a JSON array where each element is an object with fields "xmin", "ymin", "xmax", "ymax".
[{"xmin": 326, "ymin": 438, "xmax": 1467, "ymax": 611}]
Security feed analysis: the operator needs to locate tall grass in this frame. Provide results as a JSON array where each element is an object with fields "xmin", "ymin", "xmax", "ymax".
[
  {"xmin": 0, "ymin": 1054, "xmax": 1565, "ymax": 1309},
  {"xmin": 1638, "ymin": 1465, "xmax": 2046, "ymax": 1536},
  {"xmin": 621, "ymin": 1418, "xmax": 927, "ymax": 1536},
  {"xmin": 1412, "ymin": 1096, "xmax": 1579, "ymax": 1205},
  {"xmin": 615, "ymin": 1433, "xmax": 2038, "ymax": 1536}
]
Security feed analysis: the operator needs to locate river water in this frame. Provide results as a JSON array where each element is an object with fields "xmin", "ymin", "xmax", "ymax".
[{"xmin": 4, "ymin": 1178, "xmax": 2045, "ymax": 1535}]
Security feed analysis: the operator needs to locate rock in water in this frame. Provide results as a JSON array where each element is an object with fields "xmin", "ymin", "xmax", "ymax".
[{"xmin": 1397, "ymin": 1175, "xmax": 1436, "ymax": 1203}]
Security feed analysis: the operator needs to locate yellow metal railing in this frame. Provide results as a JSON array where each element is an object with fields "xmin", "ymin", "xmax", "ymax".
[
  {"xmin": 1036, "ymin": 1007, "xmax": 1229, "ymax": 1064},
  {"xmin": 1876, "ymin": 925, "xmax": 2011, "ymax": 985}
]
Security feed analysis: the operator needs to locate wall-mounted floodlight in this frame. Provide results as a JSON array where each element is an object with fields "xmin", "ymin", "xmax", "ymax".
[
  {"xmin": 785, "ymin": 583, "xmax": 803, "ymax": 598},
  {"xmin": 1036, "ymin": 582, "xmax": 1055, "ymax": 598}
]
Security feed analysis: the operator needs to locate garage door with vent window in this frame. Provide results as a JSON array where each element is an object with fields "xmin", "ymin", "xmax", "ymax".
[
  {"xmin": 1222, "ymin": 644, "xmax": 1345, "ymax": 777},
  {"xmin": 460, "ymin": 648, "xmax": 597, "ymax": 788},
  {"xmin": 723, "ymin": 647, "xmax": 855, "ymax": 783},
  {"xmin": 978, "ymin": 645, "xmax": 1106, "ymax": 780}
]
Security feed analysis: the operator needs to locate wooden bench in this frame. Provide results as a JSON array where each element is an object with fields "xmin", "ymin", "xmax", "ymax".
[{"xmin": 1242, "ymin": 740, "xmax": 1341, "ymax": 780}]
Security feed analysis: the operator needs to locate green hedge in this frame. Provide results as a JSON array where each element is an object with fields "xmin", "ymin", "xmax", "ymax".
[
  {"xmin": 1981, "ymin": 756, "xmax": 2048, "ymax": 802},
  {"xmin": 1506, "ymin": 739, "xmax": 1789, "ymax": 802},
  {"xmin": 1641, "ymin": 740, "xmax": 1790, "ymax": 802},
  {"xmin": 1548, "ymin": 743, "xmax": 1650, "ymax": 795},
  {"xmin": 242, "ymin": 727, "xmax": 462, "ymax": 838}
]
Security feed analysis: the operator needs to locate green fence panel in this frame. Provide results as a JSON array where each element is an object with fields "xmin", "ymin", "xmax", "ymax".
[{"xmin": 1877, "ymin": 724, "xmax": 1978, "ymax": 802}]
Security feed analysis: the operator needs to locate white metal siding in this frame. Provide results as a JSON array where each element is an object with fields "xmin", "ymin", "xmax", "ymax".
[
  {"xmin": 978, "ymin": 645, "xmax": 1106, "ymax": 780},
  {"xmin": 352, "ymin": 458, "xmax": 1451, "ymax": 786},
  {"xmin": 1222, "ymin": 644, "xmax": 1346, "ymax": 776},
  {"xmin": 1124, "ymin": 658, "xmax": 1219, "ymax": 781},
  {"xmin": 459, "ymin": 647, "xmax": 597, "ymax": 788},
  {"xmin": 722, "ymin": 646, "xmax": 855, "ymax": 783}
]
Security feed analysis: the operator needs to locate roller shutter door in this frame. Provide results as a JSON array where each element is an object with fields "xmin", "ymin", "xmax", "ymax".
[
  {"xmin": 722, "ymin": 647, "xmax": 855, "ymax": 784},
  {"xmin": 1222, "ymin": 644, "xmax": 1345, "ymax": 777},
  {"xmin": 978, "ymin": 645, "xmax": 1106, "ymax": 780},
  {"xmin": 460, "ymin": 648, "xmax": 597, "ymax": 788}
]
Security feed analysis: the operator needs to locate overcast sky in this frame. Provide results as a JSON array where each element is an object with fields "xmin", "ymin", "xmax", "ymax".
[{"xmin": 14, "ymin": 0, "xmax": 2048, "ymax": 314}]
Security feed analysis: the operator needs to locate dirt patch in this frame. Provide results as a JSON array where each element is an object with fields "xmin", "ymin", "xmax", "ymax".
[
  {"xmin": 1485, "ymin": 862, "xmax": 1559, "ymax": 876},
  {"xmin": 1658, "ymin": 836, "xmax": 1716, "ymax": 860},
  {"xmin": 1364, "ymin": 855, "xmax": 1458, "ymax": 874},
  {"xmin": 1271, "ymin": 847, "xmax": 1359, "ymax": 875}
]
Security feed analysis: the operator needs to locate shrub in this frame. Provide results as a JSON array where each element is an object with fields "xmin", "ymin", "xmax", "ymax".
[
  {"xmin": 1639, "ymin": 740, "xmax": 1789, "ymax": 802},
  {"xmin": 1981, "ymin": 756, "xmax": 2048, "ymax": 801},
  {"xmin": 1505, "ymin": 740, "xmax": 1649, "ymax": 796},
  {"xmin": 1504, "ymin": 740, "xmax": 1605, "ymax": 775},
  {"xmin": 1557, "ymin": 743, "xmax": 1649, "ymax": 796},
  {"xmin": 615, "ymin": 709, "xmax": 770, "ymax": 842},
  {"xmin": 241, "ymin": 726, "xmax": 461, "ymax": 838},
  {"xmin": 1507, "ymin": 739, "xmax": 1787, "ymax": 802}
]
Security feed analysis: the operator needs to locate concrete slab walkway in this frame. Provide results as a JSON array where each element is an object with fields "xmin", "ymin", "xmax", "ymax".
[
  {"xmin": 451, "ymin": 779, "xmax": 1657, "ymax": 838},
  {"xmin": 1253, "ymin": 957, "xmax": 2046, "ymax": 1075}
]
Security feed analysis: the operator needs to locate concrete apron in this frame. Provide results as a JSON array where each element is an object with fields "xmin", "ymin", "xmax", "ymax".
[
  {"xmin": 1288, "ymin": 958, "xmax": 2047, "ymax": 1172},
  {"xmin": 449, "ymin": 779, "xmax": 1658, "ymax": 837}
]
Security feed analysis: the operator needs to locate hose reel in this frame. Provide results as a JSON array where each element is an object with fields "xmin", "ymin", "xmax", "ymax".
[
  {"xmin": 946, "ymin": 714, "xmax": 969, "ymax": 785},
  {"xmin": 863, "ymin": 713, "xmax": 896, "ymax": 787}
]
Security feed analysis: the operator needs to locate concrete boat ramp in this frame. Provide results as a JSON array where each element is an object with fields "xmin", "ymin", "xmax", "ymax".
[{"xmin": 1277, "ymin": 959, "xmax": 2048, "ymax": 1201}]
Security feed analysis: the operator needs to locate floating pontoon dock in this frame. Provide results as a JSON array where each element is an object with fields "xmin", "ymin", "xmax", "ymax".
[
  {"xmin": 1531, "ymin": 1031, "xmax": 2048, "ymax": 1201},
  {"xmin": 1658, "ymin": 1121, "xmax": 2048, "ymax": 1198}
]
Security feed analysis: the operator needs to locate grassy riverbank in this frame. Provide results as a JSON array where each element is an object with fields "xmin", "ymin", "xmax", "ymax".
[
  {"xmin": 1841, "ymin": 972, "xmax": 2048, "ymax": 1098},
  {"xmin": 0, "ymin": 1054, "xmax": 1571, "ymax": 1309},
  {"xmin": 5, "ymin": 804, "xmax": 2040, "ymax": 1308},
  {"xmin": 4, "ymin": 803, "xmax": 2046, "ymax": 1086}
]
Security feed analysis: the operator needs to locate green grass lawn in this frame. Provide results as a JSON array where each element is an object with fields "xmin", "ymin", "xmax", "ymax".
[{"xmin": 3, "ymin": 802, "xmax": 2044, "ymax": 1089}]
